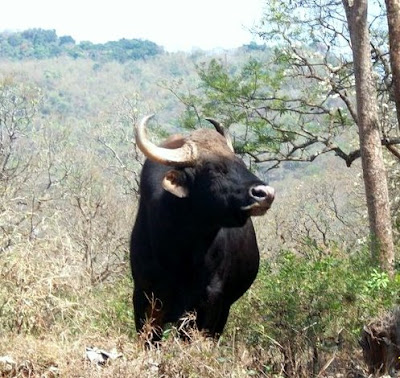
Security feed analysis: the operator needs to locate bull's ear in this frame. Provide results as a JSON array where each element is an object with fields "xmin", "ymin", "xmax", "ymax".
[{"xmin": 162, "ymin": 170, "xmax": 189, "ymax": 198}]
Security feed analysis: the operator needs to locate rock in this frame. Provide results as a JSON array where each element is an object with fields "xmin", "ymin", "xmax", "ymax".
[
  {"xmin": 85, "ymin": 347, "xmax": 123, "ymax": 365},
  {"xmin": 0, "ymin": 356, "xmax": 16, "ymax": 376}
]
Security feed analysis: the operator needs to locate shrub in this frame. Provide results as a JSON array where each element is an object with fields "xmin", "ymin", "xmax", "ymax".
[{"xmin": 227, "ymin": 247, "xmax": 400, "ymax": 377}]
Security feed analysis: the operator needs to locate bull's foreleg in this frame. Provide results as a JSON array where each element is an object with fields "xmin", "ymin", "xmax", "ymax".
[
  {"xmin": 195, "ymin": 300, "xmax": 230, "ymax": 339},
  {"xmin": 212, "ymin": 304, "xmax": 230, "ymax": 337}
]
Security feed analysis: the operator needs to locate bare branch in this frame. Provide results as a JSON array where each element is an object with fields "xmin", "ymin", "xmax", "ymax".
[
  {"xmin": 251, "ymin": 137, "xmax": 400, "ymax": 168},
  {"xmin": 385, "ymin": 143, "xmax": 400, "ymax": 160}
]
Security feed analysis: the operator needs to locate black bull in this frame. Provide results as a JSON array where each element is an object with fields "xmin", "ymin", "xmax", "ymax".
[{"xmin": 130, "ymin": 115, "xmax": 275, "ymax": 341}]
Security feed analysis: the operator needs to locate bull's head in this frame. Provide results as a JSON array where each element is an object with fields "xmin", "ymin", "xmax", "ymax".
[{"xmin": 135, "ymin": 115, "xmax": 274, "ymax": 226}]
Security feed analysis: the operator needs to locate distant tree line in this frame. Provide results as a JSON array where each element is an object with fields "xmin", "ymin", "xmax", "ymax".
[{"xmin": 0, "ymin": 28, "xmax": 164, "ymax": 62}]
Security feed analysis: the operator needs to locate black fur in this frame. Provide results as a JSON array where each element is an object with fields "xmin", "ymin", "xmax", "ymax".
[{"xmin": 130, "ymin": 155, "xmax": 268, "ymax": 341}]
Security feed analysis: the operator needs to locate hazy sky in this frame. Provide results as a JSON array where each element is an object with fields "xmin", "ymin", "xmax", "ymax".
[{"xmin": 1, "ymin": 0, "xmax": 265, "ymax": 51}]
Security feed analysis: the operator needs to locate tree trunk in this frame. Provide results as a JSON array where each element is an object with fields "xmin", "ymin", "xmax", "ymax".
[
  {"xmin": 385, "ymin": 0, "xmax": 400, "ymax": 132},
  {"xmin": 342, "ymin": 0, "xmax": 395, "ymax": 274}
]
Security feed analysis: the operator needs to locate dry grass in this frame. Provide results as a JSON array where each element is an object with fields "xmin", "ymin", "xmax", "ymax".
[
  {"xmin": 0, "ymin": 236, "xmax": 268, "ymax": 377},
  {"xmin": 0, "ymin": 329, "xmax": 370, "ymax": 377},
  {"xmin": 0, "ymin": 332, "xmax": 272, "ymax": 378},
  {"xmin": 0, "ymin": 238, "xmax": 371, "ymax": 378}
]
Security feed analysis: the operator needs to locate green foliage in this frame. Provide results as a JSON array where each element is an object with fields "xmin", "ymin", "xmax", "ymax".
[
  {"xmin": 92, "ymin": 276, "xmax": 136, "ymax": 337},
  {"xmin": 0, "ymin": 29, "xmax": 163, "ymax": 62},
  {"xmin": 227, "ymin": 248, "xmax": 400, "ymax": 373},
  {"xmin": 180, "ymin": 56, "xmax": 291, "ymax": 154},
  {"xmin": 174, "ymin": 48, "xmax": 359, "ymax": 165}
]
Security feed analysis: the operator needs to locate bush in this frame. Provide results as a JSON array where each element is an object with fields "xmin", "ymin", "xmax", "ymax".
[{"xmin": 227, "ymin": 247, "xmax": 400, "ymax": 377}]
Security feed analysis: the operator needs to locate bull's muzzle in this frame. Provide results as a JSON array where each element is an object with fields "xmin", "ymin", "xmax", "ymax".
[{"xmin": 241, "ymin": 185, "xmax": 275, "ymax": 216}]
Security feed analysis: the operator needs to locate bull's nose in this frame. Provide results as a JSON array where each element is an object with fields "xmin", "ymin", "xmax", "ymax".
[{"xmin": 249, "ymin": 185, "xmax": 275, "ymax": 204}]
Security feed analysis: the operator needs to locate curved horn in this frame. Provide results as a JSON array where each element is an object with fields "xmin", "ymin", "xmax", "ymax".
[
  {"xmin": 205, "ymin": 118, "xmax": 234, "ymax": 153},
  {"xmin": 135, "ymin": 115, "xmax": 198, "ymax": 166}
]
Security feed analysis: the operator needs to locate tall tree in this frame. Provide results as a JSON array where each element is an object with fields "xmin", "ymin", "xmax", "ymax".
[
  {"xmin": 342, "ymin": 0, "xmax": 394, "ymax": 273},
  {"xmin": 170, "ymin": 0, "xmax": 397, "ymax": 272},
  {"xmin": 385, "ymin": 0, "xmax": 400, "ymax": 133}
]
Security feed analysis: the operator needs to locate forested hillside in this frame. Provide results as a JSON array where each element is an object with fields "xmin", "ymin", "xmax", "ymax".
[
  {"xmin": 0, "ymin": 27, "xmax": 399, "ymax": 377},
  {"xmin": 0, "ymin": 28, "xmax": 163, "ymax": 61}
]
